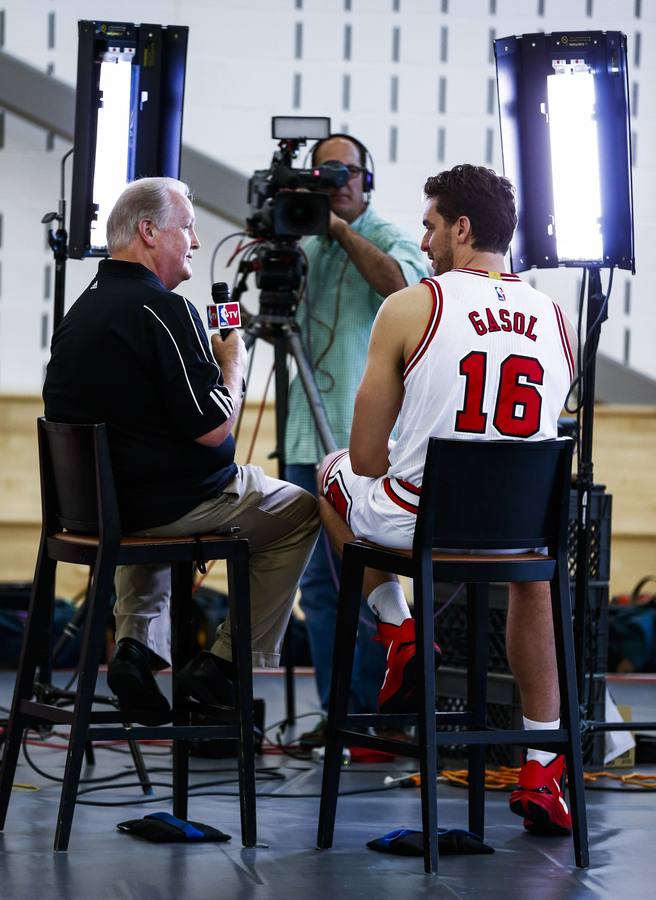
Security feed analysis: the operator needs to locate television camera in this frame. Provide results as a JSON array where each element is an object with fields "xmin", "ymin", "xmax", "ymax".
[
  {"xmin": 246, "ymin": 116, "xmax": 348, "ymax": 240},
  {"xmin": 229, "ymin": 116, "xmax": 339, "ymax": 460},
  {"xmin": 235, "ymin": 116, "xmax": 343, "ymax": 319}
]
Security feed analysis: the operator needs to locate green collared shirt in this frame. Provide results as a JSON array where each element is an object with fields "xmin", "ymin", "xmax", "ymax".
[{"xmin": 285, "ymin": 204, "xmax": 428, "ymax": 464}]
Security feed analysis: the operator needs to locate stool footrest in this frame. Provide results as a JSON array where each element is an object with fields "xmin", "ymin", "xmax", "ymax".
[
  {"xmin": 343, "ymin": 711, "xmax": 474, "ymax": 729},
  {"xmin": 337, "ymin": 729, "xmax": 421, "ymax": 757},
  {"xmin": 19, "ymin": 699, "xmax": 242, "ymax": 738},
  {"xmin": 333, "ymin": 723, "xmax": 569, "ymax": 754},
  {"xmin": 86, "ymin": 724, "xmax": 240, "ymax": 741},
  {"xmin": 20, "ymin": 700, "xmax": 75, "ymax": 725}
]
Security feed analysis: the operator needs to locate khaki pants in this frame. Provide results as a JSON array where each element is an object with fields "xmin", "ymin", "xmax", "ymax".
[{"xmin": 114, "ymin": 465, "xmax": 319, "ymax": 668}]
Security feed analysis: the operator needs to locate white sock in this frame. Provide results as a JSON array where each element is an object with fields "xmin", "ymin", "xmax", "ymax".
[
  {"xmin": 523, "ymin": 715, "xmax": 559, "ymax": 766},
  {"xmin": 367, "ymin": 581, "xmax": 411, "ymax": 626}
]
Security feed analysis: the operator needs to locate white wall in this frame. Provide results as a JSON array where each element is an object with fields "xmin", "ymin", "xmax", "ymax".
[{"xmin": 0, "ymin": 0, "xmax": 653, "ymax": 395}]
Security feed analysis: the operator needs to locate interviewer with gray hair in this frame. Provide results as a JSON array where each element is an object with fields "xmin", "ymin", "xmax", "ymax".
[
  {"xmin": 106, "ymin": 176, "xmax": 190, "ymax": 254},
  {"xmin": 44, "ymin": 176, "xmax": 319, "ymax": 725}
]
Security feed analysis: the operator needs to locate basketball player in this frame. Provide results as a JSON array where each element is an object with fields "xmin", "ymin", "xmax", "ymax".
[{"xmin": 318, "ymin": 164, "xmax": 578, "ymax": 836}]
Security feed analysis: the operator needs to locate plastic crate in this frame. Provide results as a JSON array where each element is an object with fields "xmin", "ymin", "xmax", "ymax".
[
  {"xmin": 568, "ymin": 485, "xmax": 612, "ymax": 583},
  {"xmin": 436, "ymin": 582, "xmax": 609, "ymax": 675},
  {"xmin": 435, "ymin": 583, "xmax": 509, "ymax": 673},
  {"xmin": 436, "ymin": 666, "xmax": 605, "ymax": 767},
  {"xmin": 436, "ymin": 667, "xmax": 523, "ymax": 766}
]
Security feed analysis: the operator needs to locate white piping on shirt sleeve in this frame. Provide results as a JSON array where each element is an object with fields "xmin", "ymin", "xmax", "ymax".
[
  {"xmin": 210, "ymin": 388, "xmax": 234, "ymax": 419},
  {"xmin": 182, "ymin": 296, "xmax": 219, "ymax": 371},
  {"xmin": 143, "ymin": 305, "xmax": 205, "ymax": 415}
]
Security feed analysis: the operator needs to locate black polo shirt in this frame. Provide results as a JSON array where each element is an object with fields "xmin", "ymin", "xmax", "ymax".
[{"xmin": 43, "ymin": 259, "xmax": 238, "ymax": 532}]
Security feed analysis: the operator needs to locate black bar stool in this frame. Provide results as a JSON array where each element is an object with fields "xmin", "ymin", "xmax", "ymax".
[
  {"xmin": 317, "ymin": 437, "xmax": 588, "ymax": 874},
  {"xmin": 0, "ymin": 419, "xmax": 256, "ymax": 851}
]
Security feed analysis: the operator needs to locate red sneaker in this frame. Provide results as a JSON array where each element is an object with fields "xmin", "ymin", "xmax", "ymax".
[
  {"xmin": 376, "ymin": 618, "xmax": 442, "ymax": 714},
  {"xmin": 509, "ymin": 755, "xmax": 572, "ymax": 836}
]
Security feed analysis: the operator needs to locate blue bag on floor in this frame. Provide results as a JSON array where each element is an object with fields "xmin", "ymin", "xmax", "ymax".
[
  {"xmin": 608, "ymin": 599, "xmax": 656, "ymax": 672},
  {"xmin": 367, "ymin": 827, "xmax": 494, "ymax": 856},
  {"xmin": 117, "ymin": 812, "xmax": 231, "ymax": 843},
  {"xmin": 0, "ymin": 590, "xmax": 83, "ymax": 669}
]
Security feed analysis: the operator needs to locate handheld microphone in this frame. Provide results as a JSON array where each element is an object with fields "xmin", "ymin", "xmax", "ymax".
[{"xmin": 208, "ymin": 282, "xmax": 242, "ymax": 340}]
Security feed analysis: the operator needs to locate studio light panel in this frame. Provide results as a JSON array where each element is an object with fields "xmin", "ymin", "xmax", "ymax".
[{"xmin": 494, "ymin": 31, "xmax": 634, "ymax": 273}]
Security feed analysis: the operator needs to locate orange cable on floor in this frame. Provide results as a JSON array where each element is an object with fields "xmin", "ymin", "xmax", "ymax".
[{"xmin": 397, "ymin": 767, "xmax": 656, "ymax": 791}]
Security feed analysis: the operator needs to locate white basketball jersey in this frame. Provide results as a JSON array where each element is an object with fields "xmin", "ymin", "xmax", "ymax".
[{"xmin": 387, "ymin": 268, "xmax": 574, "ymax": 506}]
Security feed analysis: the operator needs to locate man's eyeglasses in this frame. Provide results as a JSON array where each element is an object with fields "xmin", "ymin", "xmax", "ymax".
[{"xmin": 322, "ymin": 160, "xmax": 364, "ymax": 180}]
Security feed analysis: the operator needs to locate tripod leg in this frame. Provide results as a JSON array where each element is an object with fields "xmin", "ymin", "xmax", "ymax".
[
  {"xmin": 269, "ymin": 334, "xmax": 299, "ymax": 726},
  {"xmin": 241, "ymin": 317, "xmax": 263, "ymax": 353},
  {"xmin": 128, "ymin": 740, "xmax": 154, "ymax": 796},
  {"xmin": 272, "ymin": 336, "xmax": 290, "ymax": 478},
  {"xmin": 284, "ymin": 328, "xmax": 340, "ymax": 723},
  {"xmin": 285, "ymin": 328, "xmax": 337, "ymax": 455},
  {"xmin": 241, "ymin": 319, "xmax": 339, "ymax": 730},
  {"xmin": 282, "ymin": 628, "xmax": 296, "ymax": 726}
]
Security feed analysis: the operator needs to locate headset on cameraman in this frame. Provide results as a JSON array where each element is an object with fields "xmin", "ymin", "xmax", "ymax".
[{"xmin": 309, "ymin": 133, "xmax": 375, "ymax": 200}]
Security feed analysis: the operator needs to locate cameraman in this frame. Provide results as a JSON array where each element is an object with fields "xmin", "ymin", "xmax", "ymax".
[
  {"xmin": 284, "ymin": 134, "xmax": 427, "ymax": 743},
  {"xmin": 44, "ymin": 176, "xmax": 319, "ymax": 725}
]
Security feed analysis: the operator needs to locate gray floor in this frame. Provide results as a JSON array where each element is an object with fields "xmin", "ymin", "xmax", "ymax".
[{"xmin": 0, "ymin": 668, "xmax": 654, "ymax": 900}]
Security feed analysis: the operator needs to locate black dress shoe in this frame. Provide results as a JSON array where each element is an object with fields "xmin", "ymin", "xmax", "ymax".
[
  {"xmin": 175, "ymin": 652, "xmax": 236, "ymax": 708},
  {"xmin": 107, "ymin": 638, "xmax": 171, "ymax": 726}
]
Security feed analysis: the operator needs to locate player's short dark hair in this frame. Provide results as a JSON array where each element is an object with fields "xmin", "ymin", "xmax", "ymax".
[{"xmin": 423, "ymin": 164, "xmax": 517, "ymax": 255}]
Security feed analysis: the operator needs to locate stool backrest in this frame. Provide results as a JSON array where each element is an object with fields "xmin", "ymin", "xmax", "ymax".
[
  {"xmin": 38, "ymin": 418, "xmax": 121, "ymax": 538},
  {"xmin": 414, "ymin": 438, "xmax": 573, "ymax": 555}
]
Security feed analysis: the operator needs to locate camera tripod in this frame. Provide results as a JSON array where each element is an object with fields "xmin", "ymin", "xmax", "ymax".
[
  {"xmin": 233, "ymin": 241, "xmax": 338, "ymax": 723},
  {"xmin": 241, "ymin": 315, "xmax": 337, "ymax": 462}
]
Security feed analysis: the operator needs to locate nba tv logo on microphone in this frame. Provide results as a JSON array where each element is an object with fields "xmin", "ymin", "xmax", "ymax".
[{"xmin": 207, "ymin": 302, "xmax": 241, "ymax": 331}]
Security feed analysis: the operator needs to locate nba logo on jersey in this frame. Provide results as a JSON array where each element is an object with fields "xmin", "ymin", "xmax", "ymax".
[{"xmin": 495, "ymin": 286, "xmax": 507, "ymax": 303}]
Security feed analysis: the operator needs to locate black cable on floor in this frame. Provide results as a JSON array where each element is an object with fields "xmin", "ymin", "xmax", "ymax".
[
  {"xmin": 583, "ymin": 784, "xmax": 655, "ymax": 793},
  {"xmin": 75, "ymin": 771, "xmax": 287, "ymax": 806},
  {"xmin": 76, "ymin": 783, "xmax": 402, "ymax": 807},
  {"xmin": 262, "ymin": 710, "xmax": 324, "ymax": 737},
  {"xmin": 21, "ymin": 736, "xmax": 142, "ymax": 786},
  {"xmin": 273, "ymin": 731, "xmax": 313, "ymax": 762}
]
